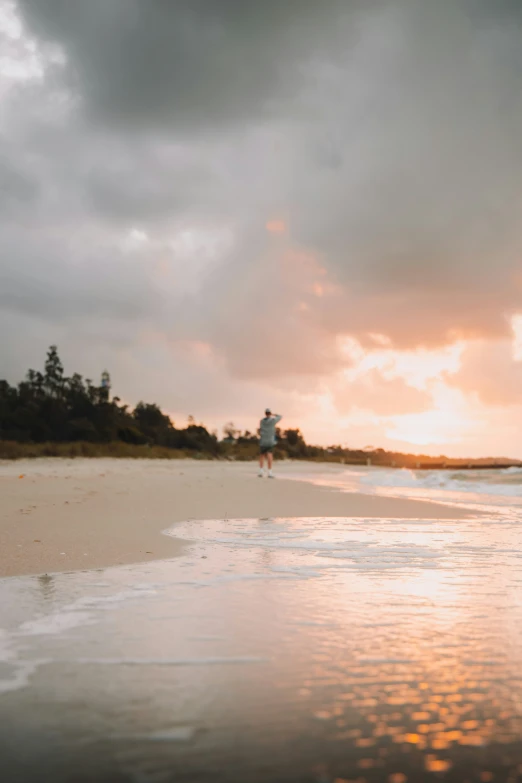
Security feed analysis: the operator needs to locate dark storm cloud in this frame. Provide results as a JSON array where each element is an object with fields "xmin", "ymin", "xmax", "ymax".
[
  {"xmin": 284, "ymin": 0, "xmax": 522, "ymax": 346},
  {"xmin": 0, "ymin": 154, "xmax": 39, "ymax": 208},
  {"xmin": 16, "ymin": 0, "xmax": 353, "ymax": 129},
  {"xmin": 0, "ymin": 226, "xmax": 161, "ymax": 322},
  {"xmin": 3, "ymin": 0, "xmax": 522, "ymax": 415}
]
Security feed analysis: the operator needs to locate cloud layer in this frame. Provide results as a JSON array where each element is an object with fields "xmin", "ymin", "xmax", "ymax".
[{"xmin": 2, "ymin": 0, "xmax": 522, "ymax": 451}]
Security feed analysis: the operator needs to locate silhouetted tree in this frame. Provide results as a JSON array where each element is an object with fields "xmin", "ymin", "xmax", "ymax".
[
  {"xmin": 100, "ymin": 371, "xmax": 111, "ymax": 403},
  {"xmin": 0, "ymin": 345, "xmax": 463, "ymax": 470},
  {"xmin": 44, "ymin": 346, "xmax": 64, "ymax": 398},
  {"xmin": 223, "ymin": 422, "xmax": 239, "ymax": 441}
]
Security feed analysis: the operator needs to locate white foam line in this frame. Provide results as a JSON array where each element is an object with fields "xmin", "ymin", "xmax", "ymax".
[
  {"xmin": 171, "ymin": 571, "xmax": 322, "ymax": 587},
  {"xmin": 73, "ymin": 588, "xmax": 157, "ymax": 608},
  {"xmin": 112, "ymin": 726, "xmax": 197, "ymax": 742},
  {"xmin": 0, "ymin": 659, "xmax": 49, "ymax": 694},
  {"xmin": 71, "ymin": 656, "xmax": 268, "ymax": 666},
  {"xmin": 214, "ymin": 572, "xmax": 321, "ymax": 583},
  {"xmin": 315, "ymin": 561, "xmax": 439, "ymax": 571},
  {"xmin": 17, "ymin": 611, "xmax": 94, "ymax": 636},
  {"xmin": 271, "ymin": 566, "xmax": 323, "ymax": 576},
  {"xmin": 14, "ymin": 588, "xmax": 159, "ymax": 638}
]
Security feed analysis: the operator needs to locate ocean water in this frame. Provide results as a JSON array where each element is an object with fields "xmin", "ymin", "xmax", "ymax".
[
  {"xmin": 3, "ymin": 508, "xmax": 522, "ymax": 781},
  {"xmin": 289, "ymin": 465, "xmax": 522, "ymax": 509}
]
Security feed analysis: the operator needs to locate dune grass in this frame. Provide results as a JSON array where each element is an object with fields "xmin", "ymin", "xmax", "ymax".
[{"xmin": 0, "ymin": 441, "xmax": 199, "ymax": 460}]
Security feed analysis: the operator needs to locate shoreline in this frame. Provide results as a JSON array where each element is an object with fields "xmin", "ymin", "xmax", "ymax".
[
  {"xmin": 0, "ymin": 458, "xmax": 473, "ymax": 579},
  {"xmin": 1, "ymin": 439, "xmax": 520, "ymax": 471}
]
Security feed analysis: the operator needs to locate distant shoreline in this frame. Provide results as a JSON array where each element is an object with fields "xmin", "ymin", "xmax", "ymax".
[{"xmin": 0, "ymin": 440, "xmax": 520, "ymax": 470}]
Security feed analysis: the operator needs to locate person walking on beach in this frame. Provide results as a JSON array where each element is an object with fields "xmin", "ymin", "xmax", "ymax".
[{"xmin": 258, "ymin": 409, "xmax": 282, "ymax": 478}]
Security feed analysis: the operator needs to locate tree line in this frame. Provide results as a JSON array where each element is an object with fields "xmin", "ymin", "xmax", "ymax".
[
  {"xmin": 0, "ymin": 346, "xmax": 340, "ymax": 460},
  {"xmin": 0, "ymin": 347, "xmax": 222, "ymax": 453},
  {"xmin": 2, "ymin": 346, "xmax": 514, "ymax": 467}
]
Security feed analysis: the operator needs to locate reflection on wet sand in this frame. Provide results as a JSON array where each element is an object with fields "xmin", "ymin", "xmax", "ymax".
[{"xmin": 2, "ymin": 512, "xmax": 522, "ymax": 781}]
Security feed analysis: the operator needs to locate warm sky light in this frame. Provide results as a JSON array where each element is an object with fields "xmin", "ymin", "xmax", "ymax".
[
  {"xmin": 266, "ymin": 220, "xmax": 287, "ymax": 235},
  {"xmin": 2, "ymin": 1, "xmax": 522, "ymax": 457}
]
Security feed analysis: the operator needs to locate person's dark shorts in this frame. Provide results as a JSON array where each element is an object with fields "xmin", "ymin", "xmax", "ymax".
[{"xmin": 260, "ymin": 445, "xmax": 274, "ymax": 455}]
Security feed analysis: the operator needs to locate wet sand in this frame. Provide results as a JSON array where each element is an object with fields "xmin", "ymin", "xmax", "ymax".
[
  {"xmin": 2, "ymin": 510, "xmax": 519, "ymax": 781},
  {"xmin": 0, "ymin": 458, "xmax": 471, "ymax": 578}
]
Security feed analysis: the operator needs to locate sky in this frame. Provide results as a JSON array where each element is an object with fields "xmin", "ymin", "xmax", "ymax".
[{"xmin": 2, "ymin": 0, "xmax": 522, "ymax": 457}]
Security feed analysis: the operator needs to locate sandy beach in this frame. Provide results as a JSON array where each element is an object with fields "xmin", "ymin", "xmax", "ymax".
[
  {"xmin": 3, "ymin": 460, "xmax": 520, "ymax": 782},
  {"xmin": 0, "ymin": 458, "xmax": 471, "ymax": 578}
]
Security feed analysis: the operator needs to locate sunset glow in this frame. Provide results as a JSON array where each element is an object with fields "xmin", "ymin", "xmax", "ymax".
[
  {"xmin": 511, "ymin": 314, "xmax": 522, "ymax": 361},
  {"xmin": 6, "ymin": 5, "xmax": 522, "ymax": 783},
  {"xmin": 266, "ymin": 220, "xmax": 287, "ymax": 234},
  {"xmin": 2, "ymin": 0, "xmax": 522, "ymax": 458},
  {"xmin": 386, "ymin": 402, "xmax": 472, "ymax": 447}
]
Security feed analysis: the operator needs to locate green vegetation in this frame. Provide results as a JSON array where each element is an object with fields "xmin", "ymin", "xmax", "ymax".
[
  {"xmin": 0, "ymin": 346, "xmax": 519, "ymax": 468},
  {"xmin": 0, "ymin": 346, "xmax": 220, "ymax": 457}
]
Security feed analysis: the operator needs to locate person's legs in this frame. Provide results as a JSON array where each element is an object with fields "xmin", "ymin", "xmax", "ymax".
[
  {"xmin": 267, "ymin": 451, "xmax": 275, "ymax": 477},
  {"xmin": 258, "ymin": 452, "xmax": 265, "ymax": 477}
]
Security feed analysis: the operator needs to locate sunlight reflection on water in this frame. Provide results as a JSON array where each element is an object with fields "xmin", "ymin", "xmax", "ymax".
[{"xmin": 2, "ymin": 513, "xmax": 522, "ymax": 781}]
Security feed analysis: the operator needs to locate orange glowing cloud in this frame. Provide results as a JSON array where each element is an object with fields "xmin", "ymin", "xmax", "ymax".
[
  {"xmin": 445, "ymin": 338, "xmax": 522, "ymax": 406},
  {"xmin": 184, "ymin": 340, "xmax": 213, "ymax": 359},
  {"xmin": 332, "ymin": 369, "xmax": 432, "ymax": 417},
  {"xmin": 265, "ymin": 219, "xmax": 286, "ymax": 234}
]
